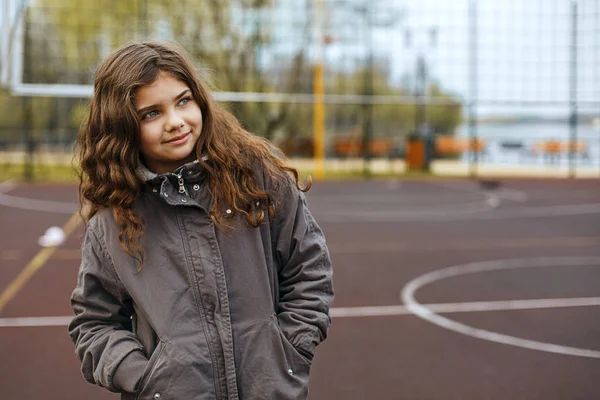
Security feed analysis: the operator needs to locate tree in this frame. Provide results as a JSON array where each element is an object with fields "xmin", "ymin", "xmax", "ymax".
[
  {"xmin": 36, "ymin": 0, "xmax": 310, "ymax": 141},
  {"xmin": 9, "ymin": 0, "xmax": 462, "ymax": 156}
]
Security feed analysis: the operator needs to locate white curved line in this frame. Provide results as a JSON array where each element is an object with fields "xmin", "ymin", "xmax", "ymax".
[
  {"xmin": 0, "ymin": 316, "xmax": 72, "ymax": 327},
  {"xmin": 0, "ymin": 193, "xmax": 78, "ymax": 214},
  {"xmin": 318, "ymin": 192, "xmax": 501, "ymax": 222},
  {"xmin": 0, "ymin": 179, "xmax": 17, "ymax": 194},
  {"xmin": 401, "ymin": 256, "xmax": 600, "ymax": 359},
  {"xmin": 495, "ymin": 188, "xmax": 528, "ymax": 202},
  {"xmin": 311, "ymin": 192, "xmax": 491, "ymax": 203},
  {"xmin": 319, "ymin": 201, "xmax": 600, "ymax": 222}
]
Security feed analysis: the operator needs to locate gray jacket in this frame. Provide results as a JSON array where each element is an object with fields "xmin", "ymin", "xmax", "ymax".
[{"xmin": 68, "ymin": 160, "xmax": 334, "ymax": 399}]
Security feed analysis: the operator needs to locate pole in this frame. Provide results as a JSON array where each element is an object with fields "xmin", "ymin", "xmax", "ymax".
[
  {"xmin": 568, "ymin": 0, "xmax": 577, "ymax": 178},
  {"xmin": 0, "ymin": 0, "xmax": 11, "ymax": 85},
  {"xmin": 468, "ymin": 0, "xmax": 478, "ymax": 178},
  {"xmin": 22, "ymin": 5, "xmax": 33, "ymax": 181},
  {"xmin": 312, "ymin": 0, "xmax": 326, "ymax": 180},
  {"xmin": 415, "ymin": 55, "xmax": 427, "ymax": 170},
  {"xmin": 139, "ymin": 0, "xmax": 149, "ymax": 38},
  {"xmin": 361, "ymin": 3, "xmax": 373, "ymax": 178}
]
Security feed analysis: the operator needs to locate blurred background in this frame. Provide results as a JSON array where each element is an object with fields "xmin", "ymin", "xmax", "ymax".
[{"xmin": 1, "ymin": 0, "xmax": 599, "ymax": 180}]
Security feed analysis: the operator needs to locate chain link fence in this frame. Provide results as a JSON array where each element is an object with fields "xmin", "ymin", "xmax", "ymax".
[{"xmin": 1, "ymin": 0, "xmax": 599, "ymax": 178}]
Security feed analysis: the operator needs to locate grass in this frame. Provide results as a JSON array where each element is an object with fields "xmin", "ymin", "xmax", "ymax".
[{"xmin": 0, "ymin": 163, "xmax": 80, "ymax": 183}]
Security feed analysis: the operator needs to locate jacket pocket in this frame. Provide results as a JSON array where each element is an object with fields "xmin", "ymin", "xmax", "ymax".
[
  {"xmin": 236, "ymin": 315, "xmax": 311, "ymax": 399},
  {"xmin": 269, "ymin": 314, "xmax": 312, "ymax": 370},
  {"xmin": 135, "ymin": 340, "xmax": 166, "ymax": 399}
]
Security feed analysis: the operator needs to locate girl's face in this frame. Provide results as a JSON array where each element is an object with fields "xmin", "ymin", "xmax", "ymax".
[{"xmin": 134, "ymin": 71, "xmax": 203, "ymax": 174}]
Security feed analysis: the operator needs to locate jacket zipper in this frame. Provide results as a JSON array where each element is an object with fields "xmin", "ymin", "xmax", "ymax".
[
  {"xmin": 171, "ymin": 170, "xmax": 188, "ymax": 195},
  {"xmin": 169, "ymin": 158, "xmax": 204, "ymax": 196}
]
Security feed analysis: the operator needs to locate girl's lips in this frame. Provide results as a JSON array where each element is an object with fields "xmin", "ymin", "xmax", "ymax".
[{"xmin": 166, "ymin": 132, "xmax": 190, "ymax": 144}]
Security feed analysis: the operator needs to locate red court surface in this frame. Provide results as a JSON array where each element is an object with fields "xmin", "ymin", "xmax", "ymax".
[{"xmin": 1, "ymin": 178, "xmax": 600, "ymax": 399}]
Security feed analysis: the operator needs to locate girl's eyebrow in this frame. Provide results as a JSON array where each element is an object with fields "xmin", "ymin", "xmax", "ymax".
[{"xmin": 136, "ymin": 89, "xmax": 191, "ymax": 114}]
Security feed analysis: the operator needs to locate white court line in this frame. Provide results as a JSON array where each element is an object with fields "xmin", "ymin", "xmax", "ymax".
[
  {"xmin": 329, "ymin": 236, "xmax": 600, "ymax": 255},
  {"xmin": 3, "ymin": 296, "xmax": 600, "ymax": 327},
  {"xmin": 0, "ymin": 179, "xmax": 17, "ymax": 194},
  {"xmin": 0, "ymin": 316, "xmax": 72, "ymax": 327},
  {"xmin": 473, "ymin": 203, "xmax": 600, "ymax": 219},
  {"xmin": 0, "ymin": 189, "xmax": 500, "ymax": 218},
  {"xmin": 316, "ymin": 179, "xmax": 598, "ymax": 222},
  {"xmin": 331, "ymin": 297, "xmax": 600, "ymax": 318},
  {"xmin": 2, "ymin": 184, "xmax": 597, "ymax": 221},
  {"xmin": 310, "ymin": 191, "xmax": 492, "ymax": 203},
  {"xmin": 318, "ymin": 201, "xmax": 600, "ymax": 222},
  {"xmin": 494, "ymin": 188, "xmax": 528, "ymax": 202},
  {"xmin": 401, "ymin": 256, "xmax": 600, "ymax": 359},
  {"xmin": 317, "ymin": 192, "xmax": 500, "ymax": 222},
  {"xmin": 0, "ymin": 177, "xmax": 78, "ymax": 214},
  {"xmin": 0, "ymin": 193, "xmax": 77, "ymax": 213}
]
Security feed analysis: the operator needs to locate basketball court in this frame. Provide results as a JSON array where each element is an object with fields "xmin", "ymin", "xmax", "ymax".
[{"xmin": 1, "ymin": 178, "xmax": 600, "ymax": 399}]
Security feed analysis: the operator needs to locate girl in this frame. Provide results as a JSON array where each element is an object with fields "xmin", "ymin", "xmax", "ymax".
[{"xmin": 69, "ymin": 41, "xmax": 333, "ymax": 400}]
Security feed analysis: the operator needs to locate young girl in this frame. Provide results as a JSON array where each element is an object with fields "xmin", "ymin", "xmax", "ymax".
[{"xmin": 69, "ymin": 41, "xmax": 333, "ymax": 400}]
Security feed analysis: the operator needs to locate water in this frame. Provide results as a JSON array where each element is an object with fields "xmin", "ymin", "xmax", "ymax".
[{"xmin": 455, "ymin": 122, "xmax": 600, "ymax": 166}]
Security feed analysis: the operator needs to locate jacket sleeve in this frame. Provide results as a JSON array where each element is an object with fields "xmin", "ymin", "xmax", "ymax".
[
  {"xmin": 68, "ymin": 222, "xmax": 148, "ymax": 393},
  {"xmin": 272, "ymin": 176, "xmax": 334, "ymax": 362}
]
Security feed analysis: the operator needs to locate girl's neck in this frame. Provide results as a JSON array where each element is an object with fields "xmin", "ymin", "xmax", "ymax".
[{"xmin": 143, "ymin": 153, "xmax": 197, "ymax": 175}]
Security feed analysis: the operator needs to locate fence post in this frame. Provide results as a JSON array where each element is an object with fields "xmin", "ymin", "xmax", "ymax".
[
  {"xmin": 569, "ymin": 0, "xmax": 578, "ymax": 179},
  {"xmin": 468, "ymin": 0, "xmax": 478, "ymax": 179}
]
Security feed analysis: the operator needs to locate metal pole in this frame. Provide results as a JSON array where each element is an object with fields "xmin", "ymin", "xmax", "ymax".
[
  {"xmin": 415, "ymin": 55, "xmax": 427, "ymax": 170},
  {"xmin": 143, "ymin": 0, "xmax": 149, "ymax": 37},
  {"xmin": 0, "ymin": 0, "xmax": 11, "ymax": 85},
  {"xmin": 569, "ymin": 0, "xmax": 578, "ymax": 178},
  {"xmin": 11, "ymin": 0, "xmax": 24, "ymax": 91},
  {"xmin": 468, "ymin": 0, "xmax": 478, "ymax": 179},
  {"xmin": 22, "ymin": 5, "xmax": 33, "ymax": 181},
  {"xmin": 362, "ymin": 3, "xmax": 373, "ymax": 178},
  {"xmin": 139, "ymin": 0, "xmax": 149, "ymax": 38},
  {"xmin": 312, "ymin": 0, "xmax": 326, "ymax": 180}
]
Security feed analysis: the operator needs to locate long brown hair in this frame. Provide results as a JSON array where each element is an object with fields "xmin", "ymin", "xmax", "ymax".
[{"xmin": 77, "ymin": 41, "xmax": 310, "ymax": 267}]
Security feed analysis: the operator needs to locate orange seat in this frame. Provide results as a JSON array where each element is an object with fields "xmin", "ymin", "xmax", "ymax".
[
  {"xmin": 435, "ymin": 137, "xmax": 485, "ymax": 156},
  {"xmin": 333, "ymin": 137, "xmax": 394, "ymax": 157},
  {"xmin": 533, "ymin": 140, "xmax": 586, "ymax": 155}
]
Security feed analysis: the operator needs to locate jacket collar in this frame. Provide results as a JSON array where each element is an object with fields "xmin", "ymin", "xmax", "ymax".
[{"xmin": 136, "ymin": 155, "xmax": 208, "ymax": 185}]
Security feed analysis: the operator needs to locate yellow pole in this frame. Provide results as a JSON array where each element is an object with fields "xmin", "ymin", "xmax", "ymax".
[
  {"xmin": 313, "ymin": 64, "xmax": 325, "ymax": 180},
  {"xmin": 313, "ymin": 0, "xmax": 325, "ymax": 180}
]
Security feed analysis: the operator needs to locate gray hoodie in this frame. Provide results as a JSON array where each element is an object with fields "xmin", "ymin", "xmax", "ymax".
[{"xmin": 68, "ymin": 160, "xmax": 334, "ymax": 399}]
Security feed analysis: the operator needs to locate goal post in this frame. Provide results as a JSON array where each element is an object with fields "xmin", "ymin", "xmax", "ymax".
[{"xmin": 0, "ymin": 0, "xmax": 25, "ymax": 89}]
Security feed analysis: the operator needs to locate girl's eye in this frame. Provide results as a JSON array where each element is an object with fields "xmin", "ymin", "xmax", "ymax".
[
  {"xmin": 142, "ymin": 110, "xmax": 158, "ymax": 120},
  {"xmin": 178, "ymin": 97, "xmax": 191, "ymax": 106}
]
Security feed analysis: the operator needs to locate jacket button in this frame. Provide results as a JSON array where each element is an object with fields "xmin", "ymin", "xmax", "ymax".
[
  {"xmin": 225, "ymin": 209, "xmax": 232, "ymax": 215},
  {"xmin": 181, "ymin": 198, "xmax": 187, "ymax": 203},
  {"xmin": 153, "ymin": 393, "xmax": 161, "ymax": 400},
  {"xmin": 193, "ymin": 184, "xmax": 200, "ymax": 191},
  {"xmin": 288, "ymin": 368, "xmax": 294, "ymax": 375}
]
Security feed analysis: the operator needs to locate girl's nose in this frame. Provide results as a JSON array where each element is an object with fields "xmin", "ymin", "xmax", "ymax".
[{"xmin": 165, "ymin": 111, "xmax": 185, "ymax": 131}]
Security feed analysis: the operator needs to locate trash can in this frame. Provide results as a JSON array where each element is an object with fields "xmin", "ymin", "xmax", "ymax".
[{"xmin": 405, "ymin": 135, "xmax": 434, "ymax": 171}]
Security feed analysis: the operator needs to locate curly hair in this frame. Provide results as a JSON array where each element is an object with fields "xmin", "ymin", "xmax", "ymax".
[{"xmin": 77, "ymin": 41, "xmax": 310, "ymax": 268}]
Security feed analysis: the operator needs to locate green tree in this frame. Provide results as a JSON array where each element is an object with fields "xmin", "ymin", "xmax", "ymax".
[
  {"xmin": 36, "ymin": 0, "xmax": 306, "ymax": 141},
  {"xmin": 325, "ymin": 66, "xmax": 462, "ymax": 140}
]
